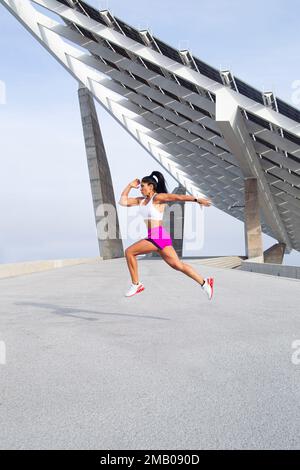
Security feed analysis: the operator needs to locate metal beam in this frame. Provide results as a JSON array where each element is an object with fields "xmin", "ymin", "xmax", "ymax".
[{"xmin": 215, "ymin": 87, "xmax": 293, "ymax": 253}]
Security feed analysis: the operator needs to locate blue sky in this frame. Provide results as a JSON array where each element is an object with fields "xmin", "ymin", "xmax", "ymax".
[{"xmin": 0, "ymin": 0, "xmax": 299, "ymax": 265}]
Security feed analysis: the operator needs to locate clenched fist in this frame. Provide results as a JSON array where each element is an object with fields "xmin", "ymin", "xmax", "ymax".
[{"xmin": 129, "ymin": 178, "xmax": 141, "ymax": 189}]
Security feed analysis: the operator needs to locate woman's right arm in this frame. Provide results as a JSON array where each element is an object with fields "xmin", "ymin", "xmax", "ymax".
[{"xmin": 118, "ymin": 179, "xmax": 144, "ymax": 206}]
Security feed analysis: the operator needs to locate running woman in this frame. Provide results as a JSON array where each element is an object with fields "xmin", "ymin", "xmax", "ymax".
[{"xmin": 118, "ymin": 171, "xmax": 214, "ymax": 300}]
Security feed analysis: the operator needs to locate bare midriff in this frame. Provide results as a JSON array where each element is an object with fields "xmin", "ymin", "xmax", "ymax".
[{"xmin": 144, "ymin": 219, "xmax": 163, "ymax": 229}]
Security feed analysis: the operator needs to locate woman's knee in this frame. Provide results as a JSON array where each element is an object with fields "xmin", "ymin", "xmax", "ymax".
[
  {"xmin": 170, "ymin": 260, "xmax": 184, "ymax": 270},
  {"xmin": 125, "ymin": 247, "xmax": 135, "ymax": 257}
]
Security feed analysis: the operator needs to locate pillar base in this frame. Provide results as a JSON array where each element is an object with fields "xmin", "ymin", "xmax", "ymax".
[
  {"xmin": 245, "ymin": 255, "xmax": 264, "ymax": 264},
  {"xmin": 263, "ymin": 242, "xmax": 286, "ymax": 264}
]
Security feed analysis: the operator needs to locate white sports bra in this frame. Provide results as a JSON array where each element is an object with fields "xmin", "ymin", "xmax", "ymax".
[{"xmin": 139, "ymin": 192, "xmax": 164, "ymax": 221}]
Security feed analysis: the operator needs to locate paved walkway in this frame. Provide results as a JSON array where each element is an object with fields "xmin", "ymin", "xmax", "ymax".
[{"xmin": 1, "ymin": 258, "xmax": 300, "ymax": 449}]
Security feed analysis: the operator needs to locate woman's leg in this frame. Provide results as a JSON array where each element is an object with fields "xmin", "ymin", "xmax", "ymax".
[
  {"xmin": 158, "ymin": 246, "xmax": 205, "ymax": 285},
  {"xmin": 125, "ymin": 239, "xmax": 159, "ymax": 284}
]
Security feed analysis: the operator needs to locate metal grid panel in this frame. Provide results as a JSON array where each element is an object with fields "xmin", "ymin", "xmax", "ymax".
[{"xmin": 2, "ymin": 0, "xmax": 300, "ymax": 252}]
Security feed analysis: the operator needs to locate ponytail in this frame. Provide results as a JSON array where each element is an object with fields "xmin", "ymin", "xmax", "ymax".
[{"xmin": 142, "ymin": 170, "xmax": 168, "ymax": 193}]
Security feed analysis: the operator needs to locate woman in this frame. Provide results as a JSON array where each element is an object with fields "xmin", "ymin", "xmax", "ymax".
[{"xmin": 118, "ymin": 170, "xmax": 214, "ymax": 300}]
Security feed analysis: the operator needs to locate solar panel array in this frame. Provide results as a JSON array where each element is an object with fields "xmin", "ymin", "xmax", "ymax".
[{"xmin": 5, "ymin": 0, "xmax": 300, "ymax": 252}]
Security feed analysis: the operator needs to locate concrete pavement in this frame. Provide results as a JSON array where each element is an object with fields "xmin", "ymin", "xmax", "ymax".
[{"xmin": 0, "ymin": 257, "xmax": 300, "ymax": 449}]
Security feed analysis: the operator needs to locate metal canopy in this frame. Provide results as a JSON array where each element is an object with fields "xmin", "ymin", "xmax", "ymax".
[{"xmin": 1, "ymin": 0, "xmax": 300, "ymax": 253}]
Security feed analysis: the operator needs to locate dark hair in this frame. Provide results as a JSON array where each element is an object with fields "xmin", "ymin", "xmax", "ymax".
[{"xmin": 141, "ymin": 170, "xmax": 168, "ymax": 193}]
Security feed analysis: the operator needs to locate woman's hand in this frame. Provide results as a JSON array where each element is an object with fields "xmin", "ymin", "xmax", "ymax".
[
  {"xmin": 197, "ymin": 197, "xmax": 212, "ymax": 207},
  {"xmin": 129, "ymin": 178, "xmax": 140, "ymax": 189}
]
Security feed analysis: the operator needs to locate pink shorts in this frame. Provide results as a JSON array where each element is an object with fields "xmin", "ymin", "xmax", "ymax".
[{"xmin": 145, "ymin": 225, "xmax": 172, "ymax": 250}]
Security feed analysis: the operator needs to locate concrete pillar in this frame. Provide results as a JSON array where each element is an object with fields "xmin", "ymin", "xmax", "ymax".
[
  {"xmin": 78, "ymin": 84, "xmax": 124, "ymax": 259},
  {"xmin": 244, "ymin": 178, "xmax": 264, "ymax": 262},
  {"xmin": 263, "ymin": 242, "xmax": 286, "ymax": 264},
  {"xmin": 151, "ymin": 184, "xmax": 186, "ymax": 258}
]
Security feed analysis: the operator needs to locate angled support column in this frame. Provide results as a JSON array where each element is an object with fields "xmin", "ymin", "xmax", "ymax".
[
  {"xmin": 78, "ymin": 84, "xmax": 124, "ymax": 259},
  {"xmin": 215, "ymin": 87, "xmax": 293, "ymax": 259},
  {"xmin": 151, "ymin": 183, "xmax": 186, "ymax": 258},
  {"xmin": 244, "ymin": 178, "xmax": 264, "ymax": 262},
  {"xmin": 263, "ymin": 242, "xmax": 286, "ymax": 264}
]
